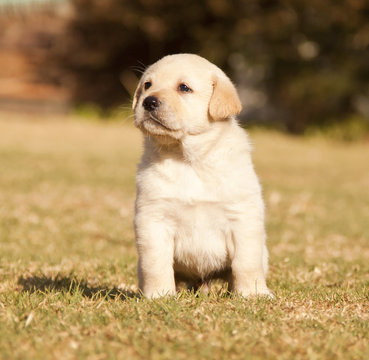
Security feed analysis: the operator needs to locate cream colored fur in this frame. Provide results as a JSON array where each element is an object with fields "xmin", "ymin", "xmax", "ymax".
[{"xmin": 133, "ymin": 54, "xmax": 272, "ymax": 298}]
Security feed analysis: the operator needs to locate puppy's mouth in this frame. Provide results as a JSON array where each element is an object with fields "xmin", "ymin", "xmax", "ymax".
[
  {"xmin": 148, "ymin": 113, "xmax": 174, "ymax": 131},
  {"xmin": 144, "ymin": 113, "xmax": 180, "ymax": 132}
]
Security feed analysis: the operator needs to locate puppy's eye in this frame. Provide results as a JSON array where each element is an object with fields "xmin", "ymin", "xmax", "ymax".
[
  {"xmin": 144, "ymin": 82, "xmax": 152, "ymax": 90},
  {"xmin": 178, "ymin": 83, "xmax": 192, "ymax": 93}
]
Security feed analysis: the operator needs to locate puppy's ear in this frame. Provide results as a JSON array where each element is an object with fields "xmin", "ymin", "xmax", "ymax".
[
  {"xmin": 209, "ymin": 74, "xmax": 242, "ymax": 121},
  {"xmin": 132, "ymin": 81, "xmax": 142, "ymax": 110}
]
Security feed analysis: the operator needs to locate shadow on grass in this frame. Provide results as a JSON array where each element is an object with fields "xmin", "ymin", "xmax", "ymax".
[{"xmin": 18, "ymin": 275, "xmax": 137, "ymax": 300}]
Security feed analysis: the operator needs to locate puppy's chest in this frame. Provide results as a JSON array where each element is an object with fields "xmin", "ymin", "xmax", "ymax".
[
  {"xmin": 147, "ymin": 160, "xmax": 235, "ymax": 278},
  {"xmin": 150, "ymin": 159, "xmax": 227, "ymax": 203},
  {"xmin": 140, "ymin": 158, "xmax": 243, "ymax": 222}
]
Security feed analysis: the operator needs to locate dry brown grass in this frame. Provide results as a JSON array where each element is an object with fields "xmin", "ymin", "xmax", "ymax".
[{"xmin": 0, "ymin": 112, "xmax": 368, "ymax": 359}]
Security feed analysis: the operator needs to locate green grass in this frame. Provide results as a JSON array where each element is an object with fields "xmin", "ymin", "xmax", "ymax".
[{"xmin": 0, "ymin": 112, "xmax": 368, "ymax": 359}]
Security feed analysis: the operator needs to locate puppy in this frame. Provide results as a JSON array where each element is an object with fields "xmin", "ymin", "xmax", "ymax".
[{"xmin": 132, "ymin": 54, "xmax": 272, "ymax": 298}]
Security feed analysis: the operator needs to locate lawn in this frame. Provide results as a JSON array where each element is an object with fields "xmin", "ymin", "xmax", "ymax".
[{"xmin": 0, "ymin": 111, "xmax": 368, "ymax": 359}]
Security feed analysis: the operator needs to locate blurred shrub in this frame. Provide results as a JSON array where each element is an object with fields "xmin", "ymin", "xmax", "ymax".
[
  {"xmin": 307, "ymin": 116, "xmax": 369, "ymax": 142},
  {"xmin": 34, "ymin": 0, "xmax": 369, "ymax": 133}
]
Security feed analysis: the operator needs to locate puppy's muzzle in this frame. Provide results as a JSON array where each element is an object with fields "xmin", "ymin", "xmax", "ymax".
[{"xmin": 143, "ymin": 96, "xmax": 161, "ymax": 112}]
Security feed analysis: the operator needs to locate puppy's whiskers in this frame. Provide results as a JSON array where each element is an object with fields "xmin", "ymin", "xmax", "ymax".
[
  {"xmin": 130, "ymin": 61, "xmax": 147, "ymax": 75},
  {"xmin": 130, "ymin": 67, "xmax": 145, "ymax": 74}
]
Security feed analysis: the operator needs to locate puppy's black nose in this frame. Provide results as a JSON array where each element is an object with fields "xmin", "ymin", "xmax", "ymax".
[{"xmin": 143, "ymin": 96, "xmax": 160, "ymax": 111}]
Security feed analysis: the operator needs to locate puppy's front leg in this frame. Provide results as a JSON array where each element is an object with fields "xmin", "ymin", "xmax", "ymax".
[
  {"xmin": 231, "ymin": 217, "xmax": 272, "ymax": 297},
  {"xmin": 135, "ymin": 220, "xmax": 176, "ymax": 298}
]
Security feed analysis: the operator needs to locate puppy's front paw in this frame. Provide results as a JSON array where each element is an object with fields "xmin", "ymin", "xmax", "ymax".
[
  {"xmin": 232, "ymin": 274, "xmax": 274, "ymax": 299},
  {"xmin": 142, "ymin": 288, "xmax": 176, "ymax": 299},
  {"xmin": 235, "ymin": 285, "xmax": 274, "ymax": 299},
  {"xmin": 238, "ymin": 287, "xmax": 274, "ymax": 299}
]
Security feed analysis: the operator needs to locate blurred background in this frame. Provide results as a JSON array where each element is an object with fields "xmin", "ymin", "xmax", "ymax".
[{"xmin": 0, "ymin": 0, "xmax": 368, "ymax": 138}]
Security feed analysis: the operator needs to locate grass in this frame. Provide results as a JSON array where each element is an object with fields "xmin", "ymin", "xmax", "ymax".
[{"xmin": 0, "ymin": 111, "xmax": 368, "ymax": 359}]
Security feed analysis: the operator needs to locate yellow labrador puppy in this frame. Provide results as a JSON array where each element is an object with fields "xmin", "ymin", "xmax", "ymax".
[{"xmin": 133, "ymin": 54, "xmax": 272, "ymax": 298}]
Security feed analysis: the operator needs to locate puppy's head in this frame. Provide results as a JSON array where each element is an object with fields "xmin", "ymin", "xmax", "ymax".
[{"xmin": 132, "ymin": 54, "xmax": 242, "ymax": 142}]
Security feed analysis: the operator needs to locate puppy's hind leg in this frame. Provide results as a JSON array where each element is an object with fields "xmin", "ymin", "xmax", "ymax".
[{"xmin": 193, "ymin": 280, "xmax": 211, "ymax": 295}]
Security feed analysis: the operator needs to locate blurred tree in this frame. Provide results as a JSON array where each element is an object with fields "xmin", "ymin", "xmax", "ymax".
[{"xmin": 36, "ymin": 0, "xmax": 369, "ymax": 132}]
